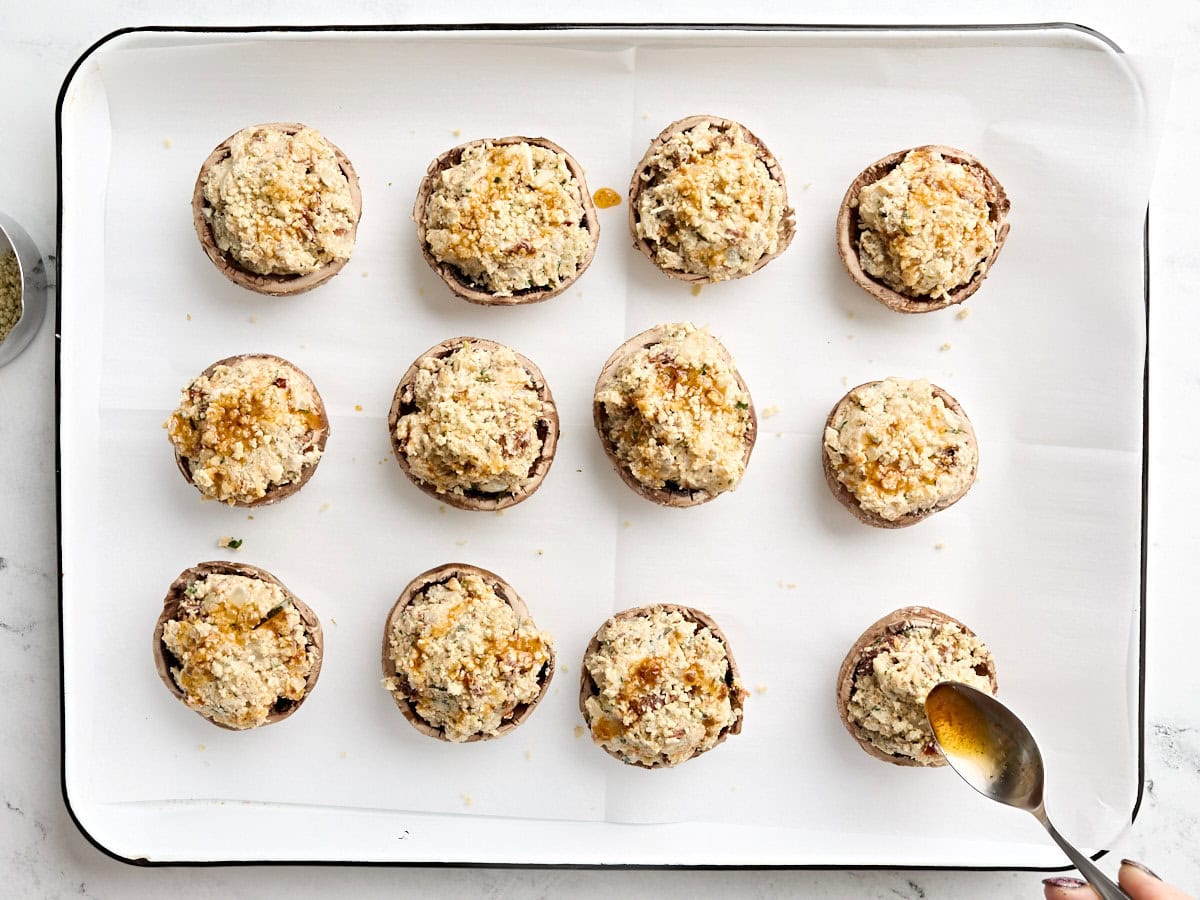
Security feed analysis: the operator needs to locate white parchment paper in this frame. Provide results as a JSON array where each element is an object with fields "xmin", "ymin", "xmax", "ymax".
[{"xmin": 60, "ymin": 29, "xmax": 1166, "ymax": 862}]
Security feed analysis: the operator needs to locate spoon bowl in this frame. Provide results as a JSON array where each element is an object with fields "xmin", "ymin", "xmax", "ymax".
[
  {"xmin": 925, "ymin": 681, "xmax": 1044, "ymax": 811},
  {"xmin": 925, "ymin": 683, "xmax": 1129, "ymax": 900}
]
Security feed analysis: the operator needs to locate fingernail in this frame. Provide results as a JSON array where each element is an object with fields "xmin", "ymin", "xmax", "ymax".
[
  {"xmin": 1042, "ymin": 877, "xmax": 1087, "ymax": 888},
  {"xmin": 1121, "ymin": 859, "xmax": 1162, "ymax": 880}
]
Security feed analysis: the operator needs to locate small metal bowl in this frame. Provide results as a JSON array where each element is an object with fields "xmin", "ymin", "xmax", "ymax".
[{"xmin": 0, "ymin": 211, "xmax": 48, "ymax": 369}]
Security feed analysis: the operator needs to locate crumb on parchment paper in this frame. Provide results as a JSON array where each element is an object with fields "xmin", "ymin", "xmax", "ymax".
[
  {"xmin": 940, "ymin": 342, "xmax": 952, "ymax": 352},
  {"xmin": 957, "ymin": 307, "xmax": 971, "ymax": 320},
  {"xmin": 573, "ymin": 725, "xmax": 585, "ymax": 739},
  {"xmin": 755, "ymin": 684, "xmax": 768, "ymax": 695},
  {"xmin": 217, "ymin": 536, "xmax": 242, "ymax": 550},
  {"xmin": 762, "ymin": 404, "xmax": 780, "ymax": 419}
]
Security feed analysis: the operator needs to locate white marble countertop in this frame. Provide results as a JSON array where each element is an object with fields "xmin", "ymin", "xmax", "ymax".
[{"xmin": 2, "ymin": 1, "xmax": 1197, "ymax": 896}]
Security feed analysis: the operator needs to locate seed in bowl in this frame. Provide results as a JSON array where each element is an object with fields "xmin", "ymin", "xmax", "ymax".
[
  {"xmin": 152, "ymin": 561, "xmax": 323, "ymax": 731},
  {"xmin": 165, "ymin": 354, "xmax": 329, "ymax": 507},
  {"xmin": 822, "ymin": 378, "xmax": 977, "ymax": 527},
  {"xmin": 381, "ymin": 564, "xmax": 555, "ymax": 743},
  {"xmin": 593, "ymin": 322, "xmax": 756, "ymax": 507},
  {"xmin": 193, "ymin": 123, "xmax": 362, "ymax": 295},
  {"xmin": 413, "ymin": 136, "xmax": 598, "ymax": 304},
  {"xmin": 0, "ymin": 251, "xmax": 20, "ymax": 342},
  {"xmin": 629, "ymin": 115, "xmax": 795, "ymax": 283},
  {"xmin": 579, "ymin": 604, "xmax": 747, "ymax": 769},
  {"xmin": 837, "ymin": 146, "xmax": 1010, "ymax": 313},
  {"xmin": 389, "ymin": 337, "xmax": 558, "ymax": 511},
  {"xmin": 836, "ymin": 606, "xmax": 997, "ymax": 766}
]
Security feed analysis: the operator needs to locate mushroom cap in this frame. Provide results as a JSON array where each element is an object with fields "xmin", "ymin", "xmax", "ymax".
[
  {"xmin": 820, "ymin": 380, "xmax": 977, "ymax": 528},
  {"xmin": 412, "ymin": 135, "xmax": 599, "ymax": 305},
  {"xmin": 172, "ymin": 353, "xmax": 330, "ymax": 508},
  {"xmin": 192, "ymin": 122, "xmax": 362, "ymax": 296},
  {"xmin": 380, "ymin": 563, "xmax": 555, "ymax": 742},
  {"xmin": 835, "ymin": 605, "xmax": 998, "ymax": 767},
  {"xmin": 835, "ymin": 145, "xmax": 1010, "ymax": 313},
  {"xmin": 628, "ymin": 114, "xmax": 796, "ymax": 284},
  {"xmin": 593, "ymin": 324, "xmax": 757, "ymax": 508},
  {"xmin": 578, "ymin": 603, "xmax": 747, "ymax": 769},
  {"xmin": 387, "ymin": 337, "xmax": 559, "ymax": 511},
  {"xmin": 152, "ymin": 560, "xmax": 324, "ymax": 731}
]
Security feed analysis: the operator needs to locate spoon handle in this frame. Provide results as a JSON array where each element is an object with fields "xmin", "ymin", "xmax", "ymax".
[{"xmin": 1034, "ymin": 808, "xmax": 1131, "ymax": 900}]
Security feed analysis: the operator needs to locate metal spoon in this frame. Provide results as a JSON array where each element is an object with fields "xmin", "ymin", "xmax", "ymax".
[{"xmin": 925, "ymin": 682, "xmax": 1130, "ymax": 900}]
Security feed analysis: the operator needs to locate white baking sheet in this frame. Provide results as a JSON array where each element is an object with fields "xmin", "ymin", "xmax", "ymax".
[{"xmin": 58, "ymin": 26, "xmax": 1166, "ymax": 866}]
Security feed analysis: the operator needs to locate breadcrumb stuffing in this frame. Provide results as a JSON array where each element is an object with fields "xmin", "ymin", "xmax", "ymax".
[
  {"xmin": 824, "ymin": 378, "xmax": 975, "ymax": 521},
  {"xmin": 203, "ymin": 125, "xmax": 357, "ymax": 276},
  {"xmin": 583, "ymin": 606, "xmax": 744, "ymax": 767},
  {"xmin": 396, "ymin": 341, "xmax": 544, "ymax": 497},
  {"xmin": 848, "ymin": 622, "xmax": 994, "ymax": 762},
  {"xmin": 635, "ymin": 121, "xmax": 787, "ymax": 280},
  {"xmin": 382, "ymin": 573, "xmax": 552, "ymax": 742},
  {"xmin": 424, "ymin": 141, "xmax": 592, "ymax": 296},
  {"xmin": 165, "ymin": 357, "xmax": 325, "ymax": 506},
  {"xmin": 162, "ymin": 573, "xmax": 315, "ymax": 730},
  {"xmin": 596, "ymin": 323, "xmax": 752, "ymax": 494},
  {"xmin": 856, "ymin": 148, "xmax": 996, "ymax": 299}
]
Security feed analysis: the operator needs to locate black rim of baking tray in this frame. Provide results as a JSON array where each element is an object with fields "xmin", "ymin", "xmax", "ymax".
[{"xmin": 53, "ymin": 21, "xmax": 1149, "ymax": 872}]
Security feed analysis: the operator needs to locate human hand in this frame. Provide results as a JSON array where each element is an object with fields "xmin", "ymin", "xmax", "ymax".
[{"xmin": 1044, "ymin": 860, "xmax": 1193, "ymax": 899}]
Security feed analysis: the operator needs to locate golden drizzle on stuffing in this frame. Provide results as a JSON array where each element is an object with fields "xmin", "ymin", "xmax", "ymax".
[
  {"xmin": 396, "ymin": 342, "xmax": 544, "ymax": 497},
  {"xmin": 162, "ymin": 573, "xmax": 314, "ymax": 730},
  {"xmin": 596, "ymin": 323, "xmax": 752, "ymax": 494},
  {"xmin": 382, "ymin": 574, "xmax": 552, "ymax": 742},
  {"xmin": 423, "ymin": 142, "xmax": 592, "ymax": 296},
  {"xmin": 823, "ymin": 378, "xmax": 975, "ymax": 522},
  {"xmin": 166, "ymin": 357, "xmax": 324, "ymax": 505},
  {"xmin": 855, "ymin": 149, "xmax": 997, "ymax": 299}
]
